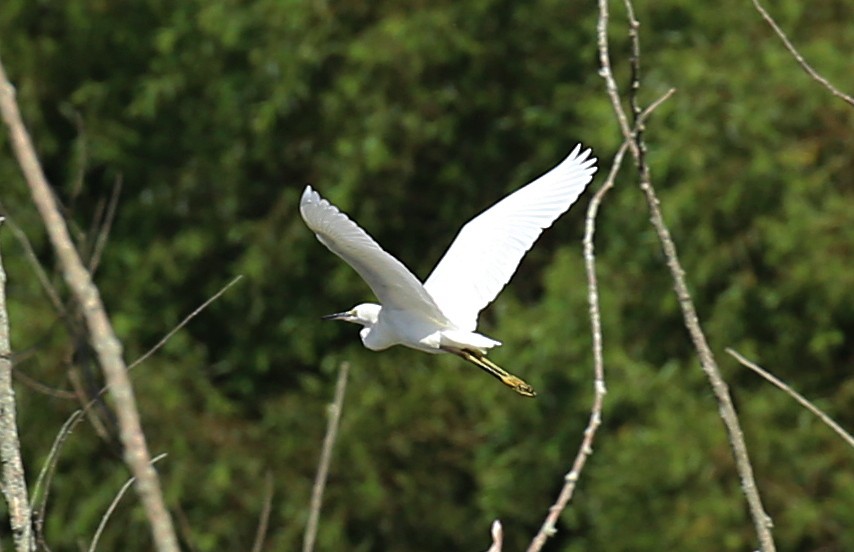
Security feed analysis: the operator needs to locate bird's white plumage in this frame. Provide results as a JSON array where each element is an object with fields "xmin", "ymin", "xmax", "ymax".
[
  {"xmin": 301, "ymin": 145, "xmax": 596, "ymax": 395},
  {"xmin": 423, "ymin": 145, "xmax": 597, "ymax": 330},
  {"xmin": 299, "ymin": 186, "xmax": 450, "ymax": 325},
  {"xmin": 300, "ymin": 144, "xmax": 596, "ymax": 353}
]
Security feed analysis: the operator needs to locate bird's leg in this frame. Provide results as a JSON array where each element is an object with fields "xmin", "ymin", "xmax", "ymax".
[{"xmin": 452, "ymin": 348, "xmax": 536, "ymax": 397}]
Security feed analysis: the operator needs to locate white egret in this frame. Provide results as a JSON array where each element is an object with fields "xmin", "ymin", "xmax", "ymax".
[{"xmin": 300, "ymin": 144, "xmax": 597, "ymax": 396}]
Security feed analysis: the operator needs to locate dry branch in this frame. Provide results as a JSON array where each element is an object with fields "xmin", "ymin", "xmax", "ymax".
[
  {"xmin": 750, "ymin": 0, "xmax": 854, "ymax": 107},
  {"xmin": 727, "ymin": 349, "xmax": 854, "ymax": 449},
  {"xmin": 87, "ymin": 177, "xmax": 122, "ymax": 275},
  {"xmin": 0, "ymin": 207, "xmax": 66, "ymax": 317},
  {"xmin": 303, "ymin": 361, "xmax": 350, "ymax": 552},
  {"xmin": 128, "ymin": 275, "xmax": 243, "ymax": 371},
  {"xmin": 0, "ymin": 220, "xmax": 34, "ymax": 552},
  {"xmin": 486, "ymin": 520, "xmax": 503, "ymax": 552},
  {"xmin": 526, "ymin": 90, "xmax": 672, "ymax": 552},
  {"xmin": 31, "ymin": 410, "xmax": 84, "ymax": 549},
  {"xmin": 89, "ymin": 454, "xmax": 168, "ymax": 552},
  {"xmin": 0, "ymin": 59, "xmax": 180, "ymax": 552},
  {"xmin": 596, "ymin": 1, "xmax": 776, "ymax": 550},
  {"xmin": 251, "ymin": 472, "xmax": 275, "ymax": 552}
]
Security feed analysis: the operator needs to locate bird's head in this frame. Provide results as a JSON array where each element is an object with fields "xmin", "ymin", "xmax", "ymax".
[{"xmin": 322, "ymin": 303, "xmax": 381, "ymax": 327}]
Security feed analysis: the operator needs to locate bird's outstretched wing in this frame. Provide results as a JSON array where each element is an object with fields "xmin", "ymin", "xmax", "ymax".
[
  {"xmin": 424, "ymin": 145, "xmax": 597, "ymax": 331},
  {"xmin": 300, "ymin": 186, "xmax": 449, "ymax": 323}
]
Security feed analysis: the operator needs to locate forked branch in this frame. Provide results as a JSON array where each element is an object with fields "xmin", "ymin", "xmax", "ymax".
[
  {"xmin": 596, "ymin": 0, "xmax": 776, "ymax": 550},
  {"xmin": 0, "ymin": 58, "xmax": 180, "ymax": 552},
  {"xmin": 526, "ymin": 89, "xmax": 672, "ymax": 552}
]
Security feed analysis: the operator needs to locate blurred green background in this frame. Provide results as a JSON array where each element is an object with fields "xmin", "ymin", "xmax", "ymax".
[{"xmin": 0, "ymin": 0, "xmax": 851, "ymax": 550}]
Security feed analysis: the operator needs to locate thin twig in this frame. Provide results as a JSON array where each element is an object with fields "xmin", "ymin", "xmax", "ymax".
[
  {"xmin": 623, "ymin": 0, "xmax": 642, "ymax": 122},
  {"xmin": 88, "ymin": 453, "xmax": 168, "ymax": 552},
  {"xmin": 525, "ymin": 150, "xmax": 619, "ymax": 551},
  {"xmin": 88, "ymin": 176, "xmax": 122, "ymax": 275},
  {"xmin": 13, "ymin": 369, "xmax": 76, "ymax": 400},
  {"xmin": 76, "ymin": 276, "xmax": 243, "ymax": 442},
  {"xmin": 303, "ymin": 362, "xmax": 350, "ymax": 552},
  {"xmin": 0, "ymin": 218, "xmax": 35, "ymax": 552},
  {"xmin": 31, "ymin": 410, "xmax": 84, "ymax": 550},
  {"xmin": 128, "ymin": 275, "xmax": 243, "ymax": 371},
  {"xmin": 630, "ymin": 57, "xmax": 780, "ymax": 552},
  {"xmin": 83, "ymin": 194, "xmax": 107, "ymax": 264},
  {"xmin": 597, "ymin": 2, "xmax": 776, "ymax": 550},
  {"xmin": 486, "ymin": 520, "xmax": 503, "ymax": 552},
  {"xmin": 251, "ymin": 472, "xmax": 275, "ymax": 552},
  {"xmin": 526, "ymin": 90, "xmax": 672, "ymax": 552},
  {"xmin": 0, "ymin": 206, "xmax": 66, "ymax": 317},
  {"xmin": 0, "ymin": 58, "xmax": 180, "ymax": 552},
  {"xmin": 750, "ymin": 0, "xmax": 854, "ymax": 107},
  {"xmin": 726, "ymin": 349, "xmax": 854, "ymax": 449},
  {"xmin": 67, "ymin": 364, "xmax": 115, "ymax": 445},
  {"xmin": 67, "ymin": 110, "xmax": 88, "ymax": 210},
  {"xmin": 596, "ymin": 0, "xmax": 636, "ymax": 159},
  {"xmin": 173, "ymin": 505, "xmax": 200, "ymax": 552}
]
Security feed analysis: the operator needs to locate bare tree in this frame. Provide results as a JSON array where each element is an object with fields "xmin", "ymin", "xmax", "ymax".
[
  {"xmin": 0, "ymin": 58, "xmax": 180, "ymax": 552},
  {"xmin": 0, "ymin": 220, "xmax": 35, "ymax": 552}
]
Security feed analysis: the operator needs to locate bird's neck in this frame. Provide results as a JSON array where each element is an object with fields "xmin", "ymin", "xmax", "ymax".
[
  {"xmin": 357, "ymin": 303, "xmax": 382, "ymax": 325},
  {"xmin": 358, "ymin": 307, "xmax": 397, "ymax": 351}
]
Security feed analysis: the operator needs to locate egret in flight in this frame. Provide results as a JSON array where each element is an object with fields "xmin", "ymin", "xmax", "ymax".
[{"xmin": 300, "ymin": 145, "xmax": 597, "ymax": 396}]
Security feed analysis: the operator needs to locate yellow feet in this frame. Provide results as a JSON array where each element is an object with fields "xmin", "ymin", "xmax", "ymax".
[{"xmin": 456, "ymin": 349, "xmax": 536, "ymax": 397}]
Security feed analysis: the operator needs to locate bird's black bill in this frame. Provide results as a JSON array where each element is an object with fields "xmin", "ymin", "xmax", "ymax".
[
  {"xmin": 449, "ymin": 348, "xmax": 537, "ymax": 397},
  {"xmin": 321, "ymin": 312, "xmax": 349, "ymax": 321}
]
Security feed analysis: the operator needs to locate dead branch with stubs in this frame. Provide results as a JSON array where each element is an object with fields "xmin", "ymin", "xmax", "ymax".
[
  {"xmin": 0, "ymin": 57, "xmax": 179, "ymax": 551},
  {"xmin": 595, "ymin": 0, "xmax": 778, "ymax": 550},
  {"xmin": 0, "ymin": 220, "xmax": 35, "ymax": 552},
  {"xmin": 526, "ymin": 88, "xmax": 673, "ymax": 552}
]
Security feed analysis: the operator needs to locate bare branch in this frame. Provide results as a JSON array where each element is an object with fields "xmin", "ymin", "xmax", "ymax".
[
  {"xmin": 596, "ymin": 0, "xmax": 637, "ymax": 154},
  {"xmin": 66, "ymin": 110, "xmax": 88, "ymax": 209},
  {"xmin": 0, "ymin": 205, "xmax": 66, "ymax": 317},
  {"xmin": 750, "ymin": 0, "xmax": 854, "ymax": 107},
  {"xmin": 31, "ymin": 410, "xmax": 84, "ymax": 550},
  {"xmin": 527, "ymin": 89, "xmax": 672, "ymax": 552},
  {"xmin": 623, "ymin": 0, "xmax": 642, "ymax": 122},
  {"xmin": 173, "ymin": 506, "xmax": 200, "ymax": 552},
  {"xmin": 12, "ymin": 369, "xmax": 76, "ymax": 400},
  {"xmin": 69, "ymin": 275, "xmax": 243, "ymax": 447},
  {"xmin": 89, "ymin": 454, "xmax": 169, "ymax": 552},
  {"xmin": 0, "ymin": 58, "xmax": 180, "ymax": 552},
  {"xmin": 251, "ymin": 472, "xmax": 275, "ymax": 552},
  {"xmin": 597, "ymin": 2, "xmax": 776, "ymax": 550},
  {"xmin": 83, "ymin": 194, "xmax": 107, "ymax": 263},
  {"xmin": 128, "ymin": 275, "xmax": 243, "ymax": 371},
  {"xmin": 0, "ymin": 219, "xmax": 35, "ymax": 552},
  {"xmin": 629, "ymin": 63, "xmax": 779, "ymax": 552},
  {"xmin": 67, "ymin": 365, "xmax": 116, "ymax": 445},
  {"xmin": 88, "ymin": 176, "xmax": 122, "ymax": 275},
  {"xmin": 303, "ymin": 362, "xmax": 350, "ymax": 552},
  {"xmin": 726, "ymin": 349, "xmax": 854, "ymax": 449},
  {"xmin": 485, "ymin": 520, "xmax": 503, "ymax": 552}
]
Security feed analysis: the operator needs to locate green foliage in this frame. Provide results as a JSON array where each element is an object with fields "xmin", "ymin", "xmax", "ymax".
[{"xmin": 0, "ymin": 0, "xmax": 851, "ymax": 550}]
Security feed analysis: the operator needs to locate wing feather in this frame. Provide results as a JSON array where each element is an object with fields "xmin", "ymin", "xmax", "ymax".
[
  {"xmin": 300, "ymin": 186, "xmax": 448, "ymax": 323},
  {"xmin": 423, "ymin": 145, "xmax": 597, "ymax": 330}
]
